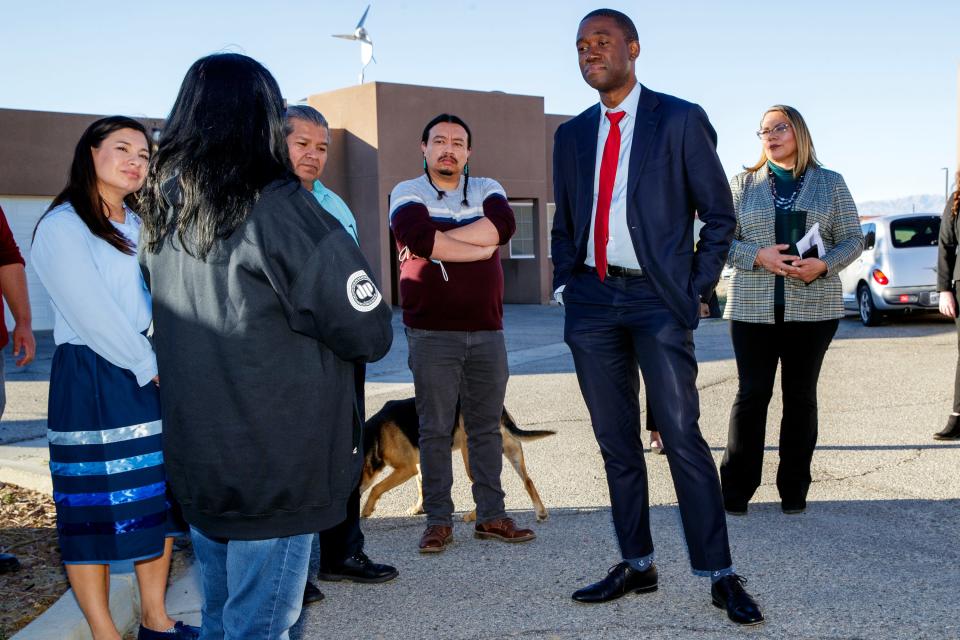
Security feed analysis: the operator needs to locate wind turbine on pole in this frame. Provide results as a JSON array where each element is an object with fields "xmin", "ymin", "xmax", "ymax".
[{"xmin": 332, "ymin": 5, "xmax": 375, "ymax": 84}]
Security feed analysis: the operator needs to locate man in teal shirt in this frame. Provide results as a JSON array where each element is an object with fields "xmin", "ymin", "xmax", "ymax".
[
  {"xmin": 312, "ymin": 180, "xmax": 358, "ymax": 243},
  {"xmin": 285, "ymin": 105, "xmax": 398, "ymax": 604},
  {"xmin": 286, "ymin": 106, "xmax": 359, "ymax": 242}
]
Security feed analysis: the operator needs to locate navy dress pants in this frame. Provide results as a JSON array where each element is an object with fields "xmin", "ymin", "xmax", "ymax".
[{"xmin": 563, "ymin": 270, "xmax": 731, "ymax": 573}]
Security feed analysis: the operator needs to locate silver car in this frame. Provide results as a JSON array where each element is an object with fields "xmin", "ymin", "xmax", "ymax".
[{"xmin": 840, "ymin": 213, "xmax": 941, "ymax": 326}]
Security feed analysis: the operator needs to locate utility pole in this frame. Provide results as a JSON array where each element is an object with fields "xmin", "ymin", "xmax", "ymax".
[{"xmin": 944, "ymin": 167, "xmax": 951, "ymax": 206}]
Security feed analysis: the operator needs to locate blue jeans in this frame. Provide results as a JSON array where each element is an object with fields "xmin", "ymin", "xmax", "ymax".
[{"xmin": 190, "ymin": 526, "xmax": 312, "ymax": 640}]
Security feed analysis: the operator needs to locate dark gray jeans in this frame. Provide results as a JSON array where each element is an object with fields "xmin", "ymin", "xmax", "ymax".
[{"xmin": 405, "ymin": 328, "xmax": 508, "ymax": 526}]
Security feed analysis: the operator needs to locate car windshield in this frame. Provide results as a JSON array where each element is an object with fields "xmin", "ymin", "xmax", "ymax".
[{"xmin": 889, "ymin": 216, "xmax": 940, "ymax": 248}]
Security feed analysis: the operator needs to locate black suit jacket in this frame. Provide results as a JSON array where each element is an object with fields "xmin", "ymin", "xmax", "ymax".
[
  {"xmin": 551, "ymin": 85, "xmax": 735, "ymax": 329},
  {"xmin": 938, "ymin": 193, "xmax": 959, "ymax": 292}
]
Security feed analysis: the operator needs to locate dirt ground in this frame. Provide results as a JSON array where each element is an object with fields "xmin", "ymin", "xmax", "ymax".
[{"xmin": 0, "ymin": 481, "xmax": 66, "ymax": 639}]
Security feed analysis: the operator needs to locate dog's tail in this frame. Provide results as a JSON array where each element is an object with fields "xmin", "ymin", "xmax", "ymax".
[
  {"xmin": 501, "ymin": 407, "xmax": 556, "ymax": 441},
  {"xmin": 367, "ymin": 433, "xmax": 384, "ymax": 473}
]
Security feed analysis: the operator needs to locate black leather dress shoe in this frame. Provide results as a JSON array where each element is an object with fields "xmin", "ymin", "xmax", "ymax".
[
  {"xmin": 317, "ymin": 552, "xmax": 399, "ymax": 584},
  {"xmin": 723, "ymin": 496, "xmax": 748, "ymax": 516},
  {"xmin": 302, "ymin": 581, "xmax": 325, "ymax": 606},
  {"xmin": 724, "ymin": 504, "xmax": 748, "ymax": 516},
  {"xmin": 571, "ymin": 562, "xmax": 658, "ymax": 603},
  {"xmin": 711, "ymin": 574, "xmax": 764, "ymax": 625},
  {"xmin": 781, "ymin": 501, "xmax": 806, "ymax": 514}
]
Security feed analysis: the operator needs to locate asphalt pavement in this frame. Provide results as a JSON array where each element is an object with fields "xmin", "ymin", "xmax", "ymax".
[{"xmin": 297, "ymin": 306, "xmax": 960, "ymax": 640}]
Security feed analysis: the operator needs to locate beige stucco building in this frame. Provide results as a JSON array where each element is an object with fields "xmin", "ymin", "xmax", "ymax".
[{"xmin": 0, "ymin": 83, "xmax": 570, "ymax": 329}]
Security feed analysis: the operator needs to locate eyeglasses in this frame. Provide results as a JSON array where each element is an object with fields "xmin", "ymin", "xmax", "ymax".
[{"xmin": 756, "ymin": 123, "xmax": 792, "ymax": 140}]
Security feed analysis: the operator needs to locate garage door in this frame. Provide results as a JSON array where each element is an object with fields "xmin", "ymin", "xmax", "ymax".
[{"xmin": 0, "ymin": 196, "xmax": 56, "ymax": 331}]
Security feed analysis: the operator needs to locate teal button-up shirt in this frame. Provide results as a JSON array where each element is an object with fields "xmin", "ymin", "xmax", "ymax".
[{"xmin": 311, "ymin": 180, "xmax": 358, "ymax": 245}]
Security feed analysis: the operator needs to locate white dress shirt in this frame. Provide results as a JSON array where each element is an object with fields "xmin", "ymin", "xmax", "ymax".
[{"xmin": 585, "ymin": 81, "xmax": 642, "ymax": 270}]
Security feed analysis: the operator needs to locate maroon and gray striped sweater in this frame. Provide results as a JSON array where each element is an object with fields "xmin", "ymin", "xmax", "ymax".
[{"xmin": 389, "ymin": 175, "xmax": 515, "ymax": 331}]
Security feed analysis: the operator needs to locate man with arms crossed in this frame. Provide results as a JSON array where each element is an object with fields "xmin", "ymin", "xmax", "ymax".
[
  {"xmin": 551, "ymin": 9, "xmax": 763, "ymax": 625},
  {"xmin": 390, "ymin": 113, "xmax": 535, "ymax": 552},
  {"xmin": 285, "ymin": 105, "xmax": 398, "ymax": 605}
]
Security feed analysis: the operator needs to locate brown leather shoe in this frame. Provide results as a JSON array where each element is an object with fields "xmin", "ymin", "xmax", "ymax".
[
  {"xmin": 474, "ymin": 517, "xmax": 536, "ymax": 543},
  {"xmin": 418, "ymin": 525, "xmax": 453, "ymax": 553}
]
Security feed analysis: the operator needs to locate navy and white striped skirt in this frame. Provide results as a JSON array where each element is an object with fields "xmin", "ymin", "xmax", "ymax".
[{"xmin": 47, "ymin": 343, "xmax": 185, "ymax": 564}]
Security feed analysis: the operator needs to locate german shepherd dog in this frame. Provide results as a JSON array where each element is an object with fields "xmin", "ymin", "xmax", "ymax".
[{"xmin": 359, "ymin": 398, "xmax": 556, "ymax": 522}]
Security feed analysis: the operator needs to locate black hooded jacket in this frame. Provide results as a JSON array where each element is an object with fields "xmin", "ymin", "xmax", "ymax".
[{"xmin": 140, "ymin": 179, "xmax": 393, "ymax": 539}]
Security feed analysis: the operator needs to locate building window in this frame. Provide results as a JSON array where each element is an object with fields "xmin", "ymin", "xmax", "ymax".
[
  {"xmin": 509, "ymin": 200, "xmax": 535, "ymax": 259},
  {"xmin": 546, "ymin": 203, "xmax": 555, "ymax": 258}
]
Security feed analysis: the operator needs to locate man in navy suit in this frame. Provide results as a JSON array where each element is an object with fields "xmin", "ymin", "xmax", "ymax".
[{"xmin": 552, "ymin": 9, "xmax": 763, "ymax": 626}]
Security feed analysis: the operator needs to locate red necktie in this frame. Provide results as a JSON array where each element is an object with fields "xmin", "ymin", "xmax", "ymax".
[{"xmin": 594, "ymin": 110, "xmax": 626, "ymax": 282}]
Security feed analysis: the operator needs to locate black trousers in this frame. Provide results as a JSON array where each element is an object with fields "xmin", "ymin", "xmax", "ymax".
[
  {"xmin": 318, "ymin": 363, "xmax": 367, "ymax": 569},
  {"xmin": 720, "ymin": 309, "xmax": 838, "ymax": 507},
  {"xmin": 318, "ymin": 484, "xmax": 364, "ymax": 569},
  {"xmin": 564, "ymin": 271, "xmax": 731, "ymax": 572},
  {"xmin": 953, "ymin": 316, "xmax": 960, "ymax": 413}
]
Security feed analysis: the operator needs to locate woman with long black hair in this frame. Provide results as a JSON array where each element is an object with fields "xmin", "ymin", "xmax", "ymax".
[
  {"xmin": 139, "ymin": 53, "xmax": 392, "ymax": 639},
  {"xmin": 935, "ymin": 173, "xmax": 960, "ymax": 440},
  {"xmin": 31, "ymin": 117, "xmax": 197, "ymax": 640}
]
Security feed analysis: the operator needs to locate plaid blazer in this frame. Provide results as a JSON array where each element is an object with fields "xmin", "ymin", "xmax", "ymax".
[{"xmin": 723, "ymin": 166, "xmax": 863, "ymax": 323}]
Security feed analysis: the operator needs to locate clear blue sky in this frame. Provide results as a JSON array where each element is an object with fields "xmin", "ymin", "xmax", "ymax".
[{"xmin": 2, "ymin": 0, "xmax": 958, "ymax": 203}]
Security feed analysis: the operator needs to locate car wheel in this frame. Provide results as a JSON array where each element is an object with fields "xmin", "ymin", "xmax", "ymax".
[{"xmin": 858, "ymin": 284, "xmax": 882, "ymax": 326}]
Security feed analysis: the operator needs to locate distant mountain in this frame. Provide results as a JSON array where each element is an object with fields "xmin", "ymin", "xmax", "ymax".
[{"xmin": 857, "ymin": 194, "xmax": 946, "ymax": 216}]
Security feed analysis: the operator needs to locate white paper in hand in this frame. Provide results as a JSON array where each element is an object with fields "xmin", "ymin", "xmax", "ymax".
[{"xmin": 796, "ymin": 222, "xmax": 826, "ymax": 259}]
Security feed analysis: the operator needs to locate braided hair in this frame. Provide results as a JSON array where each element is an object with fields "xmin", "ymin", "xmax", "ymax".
[{"xmin": 420, "ymin": 113, "xmax": 472, "ymax": 206}]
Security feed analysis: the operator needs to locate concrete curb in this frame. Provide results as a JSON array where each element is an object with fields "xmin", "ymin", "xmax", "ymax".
[
  {"xmin": 6, "ymin": 460, "xmax": 201, "ymax": 639},
  {"xmin": 0, "ymin": 460, "xmax": 51, "ymax": 494},
  {"xmin": 13, "ymin": 564, "xmax": 201, "ymax": 639},
  {"xmin": 13, "ymin": 573, "xmax": 138, "ymax": 640}
]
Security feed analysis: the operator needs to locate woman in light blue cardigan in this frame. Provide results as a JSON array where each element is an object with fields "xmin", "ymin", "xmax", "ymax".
[
  {"xmin": 720, "ymin": 105, "xmax": 862, "ymax": 517},
  {"xmin": 31, "ymin": 117, "xmax": 196, "ymax": 640}
]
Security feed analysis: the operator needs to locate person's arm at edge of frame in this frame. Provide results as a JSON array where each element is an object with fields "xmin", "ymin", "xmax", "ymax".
[
  {"xmin": 684, "ymin": 104, "xmax": 736, "ymax": 299},
  {"xmin": 0, "ymin": 207, "xmax": 34, "ymax": 366},
  {"xmin": 0, "ymin": 263, "xmax": 35, "ymax": 366},
  {"xmin": 938, "ymin": 193, "xmax": 958, "ymax": 317}
]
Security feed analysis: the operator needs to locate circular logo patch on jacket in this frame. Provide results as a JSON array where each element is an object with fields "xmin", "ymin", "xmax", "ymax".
[{"xmin": 347, "ymin": 270, "xmax": 382, "ymax": 312}]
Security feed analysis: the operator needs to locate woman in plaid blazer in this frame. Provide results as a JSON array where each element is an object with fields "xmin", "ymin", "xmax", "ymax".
[{"xmin": 719, "ymin": 105, "xmax": 863, "ymax": 516}]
